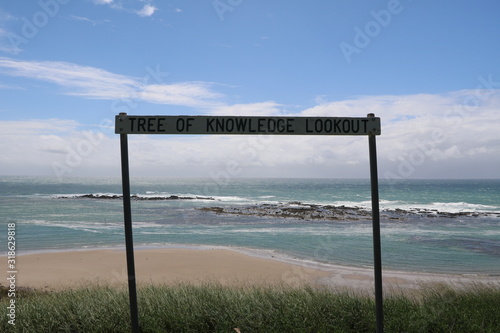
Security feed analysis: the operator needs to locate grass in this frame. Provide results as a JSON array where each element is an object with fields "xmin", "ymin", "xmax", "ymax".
[{"xmin": 1, "ymin": 282, "xmax": 499, "ymax": 332}]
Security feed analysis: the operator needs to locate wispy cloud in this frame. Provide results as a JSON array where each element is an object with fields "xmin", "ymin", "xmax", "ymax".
[
  {"xmin": 93, "ymin": 0, "xmax": 114, "ymax": 5},
  {"xmin": 138, "ymin": 82, "xmax": 224, "ymax": 108},
  {"xmin": 0, "ymin": 10, "xmax": 20, "ymax": 54},
  {"xmin": 93, "ymin": 0, "xmax": 158, "ymax": 18},
  {"xmin": 137, "ymin": 4, "xmax": 157, "ymax": 17},
  {"xmin": 0, "ymin": 82, "xmax": 23, "ymax": 90},
  {"xmin": 0, "ymin": 57, "xmax": 224, "ymax": 108},
  {"xmin": 69, "ymin": 15, "xmax": 111, "ymax": 26},
  {"xmin": 0, "ymin": 57, "xmax": 136, "ymax": 99},
  {"xmin": 0, "ymin": 9, "xmax": 17, "ymax": 22},
  {"xmin": 210, "ymin": 102, "xmax": 283, "ymax": 116}
]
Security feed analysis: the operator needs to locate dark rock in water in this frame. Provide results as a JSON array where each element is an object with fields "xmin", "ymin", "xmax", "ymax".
[
  {"xmin": 199, "ymin": 207, "xmax": 225, "ymax": 214},
  {"xmin": 386, "ymin": 207, "xmax": 498, "ymax": 219},
  {"xmin": 198, "ymin": 201, "xmax": 499, "ymax": 221},
  {"xmin": 198, "ymin": 202, "xmax": 372, "ymax": 221},
  {"xmin": 79, "ymin": 194, "xmax": 120, "ymax": 199},
  {"xmin": 57, "ymin": 195, "xmax": 498, "ymax": 219},
  {"xmin": 55, "ymin": 194, "xmax": 215, "ymax": 201}
]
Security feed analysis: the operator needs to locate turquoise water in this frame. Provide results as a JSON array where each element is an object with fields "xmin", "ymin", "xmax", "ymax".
[{"xmin": 1, "ymin": 176, "xmax": 499, "ymax": 275}]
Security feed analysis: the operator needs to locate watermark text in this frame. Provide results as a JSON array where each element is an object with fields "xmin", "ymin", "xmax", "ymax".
[{"xmin": 6, "ymin": 223, "xmax": 17, "ymax": 326}]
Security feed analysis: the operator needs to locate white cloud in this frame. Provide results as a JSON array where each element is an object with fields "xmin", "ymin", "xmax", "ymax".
[
  {"xmin": 0, "ymin": 57, "xmax": 224, "ymax": 109},
  {"xmin": 2, "ymin": 87, "xmax": 499, "ymax": 179},
  {"xmin": 209, "ymin": 102, "xmax": 283, "ymax": 116},
  {"xmin": 69, "ymin": 15, "xmax": 93, "ymax": 23},
  {"xmin": 0, "ymin": 57, "xmax": 137, "ymax": 99},
  {"xmin": 92, "ymin": 0, "xmax": 157, "ymax": 18},
  {"xmin": 138, "ymin": 82, "xmax": 224, "ymax": 108},
  {"xmin": 137, "ymin": 4, "xmax": 157, "ymax": 17},
  {"xmin": 93, "ymin": 0, "xmax": 114, "ymax": 5},
  {"xmin": 0, "ymin": 57, "xmax": 293, "ymax": 114},
  {"xmin": 1, "ymin": 57, "xmax": 498, "ymax": 178},
  {"xmin": 298, "ymin": 90, "xmax": 500, "ymax": 179},
  {"xmin": 0, "ymin": 119, "xmax": 80, "ymax": 136},
  {"xmin": 69, "ymin": 15, "xmax": 111, "ymax": 26},
  {"xmin": 0, "ymin": 119, "xmax": 102, "ymax": 176}
]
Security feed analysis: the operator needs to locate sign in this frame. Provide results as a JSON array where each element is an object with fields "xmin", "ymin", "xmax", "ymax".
[
  {"xmin": 115, "ymin": 115, "xmax": 381, "ymax": 136},
  {"xmin": 115, "ymin": 112, "xmax": 384, "ymax": 333}
]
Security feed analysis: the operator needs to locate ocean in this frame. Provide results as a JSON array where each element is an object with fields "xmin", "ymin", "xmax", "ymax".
[{"xmin": 1, "ymin": 176, "xmax": 499, "ymax": 275}]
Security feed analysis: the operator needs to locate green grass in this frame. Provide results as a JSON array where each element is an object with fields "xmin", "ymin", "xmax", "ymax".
[{"xmin": 1, "ymin": 282, "xmax": 499, "ymax": 332}]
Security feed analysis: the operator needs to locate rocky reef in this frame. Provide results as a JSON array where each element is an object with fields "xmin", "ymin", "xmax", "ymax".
[
  {"xmin": 198, "ymin": 202, "xmax": 500, "ymax": 221},
  {"xmin": 55, "ymin": 194, "xmax": 216, "ymax": 201}
]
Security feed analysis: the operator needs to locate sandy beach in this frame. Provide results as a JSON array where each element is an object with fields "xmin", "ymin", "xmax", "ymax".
[
  {"xmin": 13, "ymin": 248, "xmax": 328, "ymax": 290},
  {"xmin": 10, "ymin": 248, "xmax": 500, "ymax": 292}
]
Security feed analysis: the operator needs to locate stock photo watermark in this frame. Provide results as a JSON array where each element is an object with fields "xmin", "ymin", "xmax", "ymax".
[
  {"xmin": 213, "ymin": 0, "xmax": 244, "ymax": 22},
  {"xmin": 339, "ymin": 0, "xmax": 409, "ymax": 64},
  {"xmin": 7, "ymin": 0, "xmax": 71, "ymax": 54},
  {"xmin": 6, "ymin": 223, "xmax": 17, "ymax": 326}
]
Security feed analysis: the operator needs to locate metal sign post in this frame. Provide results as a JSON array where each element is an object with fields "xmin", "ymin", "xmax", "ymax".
[
  {"xmin": 115, "ymin": 112, "xmax": 383, "ymax": 333},
  {"xmin": 119, "ymin": 132, "xmax": 140, "ymax": 333},
  {"xmin": 368, "ymin": 113, "xmax": 384, "ymax": 333}
]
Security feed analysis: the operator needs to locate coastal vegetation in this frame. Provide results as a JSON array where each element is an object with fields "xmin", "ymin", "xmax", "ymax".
[{"xmin": 1, "ymin": 282, "xmax": 499, "ymax": 332}]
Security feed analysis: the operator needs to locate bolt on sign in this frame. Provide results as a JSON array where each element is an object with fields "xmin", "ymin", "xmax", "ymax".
[{"xmin": 115, "ymin": 115, "xmax": 381, "ymax": 136}]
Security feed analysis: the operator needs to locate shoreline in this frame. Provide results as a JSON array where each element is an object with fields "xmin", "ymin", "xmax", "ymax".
[
  {"xmin": 7, "ymin": 246, "xmax": 499, "ymax": 292},
  {"xmin": 8, "ymin": 243, "xmax": 500, "ymax": 277}
]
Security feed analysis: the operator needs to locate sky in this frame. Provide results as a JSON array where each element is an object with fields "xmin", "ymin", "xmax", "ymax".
[{"xmin": 0, "ymin": 0, "xmax": 499, "ymax": 180}]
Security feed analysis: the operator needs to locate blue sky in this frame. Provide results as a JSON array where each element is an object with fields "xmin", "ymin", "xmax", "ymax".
[{"xmin": 0, "ymin": 0, "xmax": 499, "ymax": 179}]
